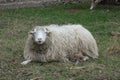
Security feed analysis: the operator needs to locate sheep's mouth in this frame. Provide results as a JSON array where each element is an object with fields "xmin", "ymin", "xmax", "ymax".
[{"xmin": 36, "ymin": 41, "xmax": 43, "ymax": 45}]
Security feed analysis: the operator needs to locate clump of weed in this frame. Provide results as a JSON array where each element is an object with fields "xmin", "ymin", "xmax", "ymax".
[{"xmin": 106, "ymin": 36, "xmax": 120, "ymax": 56}]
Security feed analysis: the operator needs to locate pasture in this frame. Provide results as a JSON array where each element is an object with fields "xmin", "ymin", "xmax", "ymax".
[{"xmin": 0, "ymin": 4, "xmax": 120, "ymax": 80}]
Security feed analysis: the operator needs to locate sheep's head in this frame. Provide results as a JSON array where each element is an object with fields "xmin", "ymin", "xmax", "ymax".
[{"xmin": 30, "ymin": 27, "xmax": 50, "ymax": 44}]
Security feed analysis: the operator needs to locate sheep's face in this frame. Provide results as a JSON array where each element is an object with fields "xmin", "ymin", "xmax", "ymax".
[{"xmin": 30, "ymin": 27, "xmax": 50, "ymax": 44}]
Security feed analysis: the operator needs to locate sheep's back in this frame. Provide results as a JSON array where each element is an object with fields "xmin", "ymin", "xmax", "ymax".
[{"xmin": 46, "ymin": 24, "xmax": 95, "ymax": 56}]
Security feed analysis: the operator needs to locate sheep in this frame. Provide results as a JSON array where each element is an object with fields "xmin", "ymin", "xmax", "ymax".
[
  {"xmin": 21, "ymin": 24, "xmax": 99, "ymax": 65},
  {"xmin": 90, "ymin": 0, "xmax": 120, "ymax": 10},
  {"xmin": 59, "ymin": 0, "xmax": 102, "ymax": 10},
  {"xmin": 90, "ymin": 0, "xmax": 102, "ymax": 10}
]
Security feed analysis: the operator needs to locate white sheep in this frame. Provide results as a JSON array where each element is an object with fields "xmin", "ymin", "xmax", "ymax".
[
  {"xmin": 21, "ymin": 24, "xmax": 99, "ymax": 65},
  {"xmin": 90, "ymin": 0, "xmax": 102, "ymax": 10},
  {"xmin": 90, "ymin": 0, "xmax": 120, "ymax": 10},
  {"xmin": 58, "ymin": 0, "xmax": 102, "ymax": 10}
]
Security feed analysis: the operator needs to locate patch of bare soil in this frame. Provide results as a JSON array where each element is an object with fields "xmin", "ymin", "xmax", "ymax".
[{"xmin": 67, "ymin": 9, "xmax": 80, "ymax": 13}]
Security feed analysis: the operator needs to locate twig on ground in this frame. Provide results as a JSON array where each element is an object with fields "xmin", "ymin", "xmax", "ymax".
[{"xmin": 109, "ymin": 31, "xmax": 120, "ymax": 37}]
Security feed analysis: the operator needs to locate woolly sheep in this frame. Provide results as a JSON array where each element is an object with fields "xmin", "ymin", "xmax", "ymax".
[
  {"xmin": 90, "ymin": 0, "xmax": 120, "ymax": 10},
  {"xmin": 90, "ymin": 0, "xmax": 102, "ymax": 10},
  {"xmin": 21, "ymin": 24, "xmax": 99, "ymax": 65},
  {"xmin": 58, "ymin": 0, "xmax": 102, "ymax": 10}
]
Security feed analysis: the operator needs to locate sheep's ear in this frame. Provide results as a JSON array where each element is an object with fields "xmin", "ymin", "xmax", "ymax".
[
  {"xmin": 29, "ymin": 30, "xmax": 34, "ymax": 34},
  {"xmin": 29, "ymin": 28, "xmax": 36, "ymax": 34},
  {"xmin": 44, "ymin": 28, "xmax": 51, "ymax": 34}
]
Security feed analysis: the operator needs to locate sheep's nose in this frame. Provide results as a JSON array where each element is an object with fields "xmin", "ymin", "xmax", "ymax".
[{"xmin": 38, "ymin": 38, "xmax": 42, "ymax": 41}]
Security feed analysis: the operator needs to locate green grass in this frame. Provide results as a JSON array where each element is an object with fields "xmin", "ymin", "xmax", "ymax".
[{"xmin": 0, "ymin": 4, "xmax": 120, "ymax": 80}]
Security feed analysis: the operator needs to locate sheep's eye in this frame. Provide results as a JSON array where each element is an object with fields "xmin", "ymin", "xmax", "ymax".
[{"xmin": 33, "ymin": 31, "xmax": 37, "ymax": 35}]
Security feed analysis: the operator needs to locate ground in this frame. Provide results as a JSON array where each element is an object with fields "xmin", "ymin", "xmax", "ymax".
[{"xmin": 0, "ymin": 4, "xmax": 120, "ymax": 80}]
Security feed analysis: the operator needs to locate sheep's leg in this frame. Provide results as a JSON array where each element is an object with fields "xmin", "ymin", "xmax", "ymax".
[
  {"xmin": 21, "ymin": 59, "xmax": 32, "ymax": 65},
  {"xmin": 75, "ymin": 56, "xmax": 89, "ymax": 65},
  {"xmin": 79, "ymin": 52, "xmax": 89, "ymax": 61},
  {"xmin": 74, "ymin": 52, "xmax": 89, "ymax": 65},
  {"xmin": 90, "ymin": 0, "xmax": 102, "ymax": 10},
  {"xmin": 90, "ymin": 0, "xmax": 95, "ymax": 10},
  {"xmin": 63, "ymin": 57, "xmax": 70, "ymax": 63},
  {"xmin": 90, "ymin": 1, "xmax": 95, "ymax": 10},
  {"xmin": 82, "ymin": 56, "xmax": 89, "ymax": 61}
]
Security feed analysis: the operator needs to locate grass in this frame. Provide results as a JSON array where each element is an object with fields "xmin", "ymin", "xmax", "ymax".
[{"xmin": 0, "ymin": 4, "xmax": 120, "ymax": 80}]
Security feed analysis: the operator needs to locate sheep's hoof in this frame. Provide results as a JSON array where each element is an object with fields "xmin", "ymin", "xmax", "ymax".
[
  {"xmin": 83, "ymin": 56, "xmax": 89, "ymax": 61},
  {"xmin": 21, "ymin": 60, "xmax": 32, "ymax": 65},
  {"xmin": 75, "ymin": 60, "xmax": 79, "ymax": 65},
  {"xmin": 90, "ymin": 6, "xmax": 94, "ymax": 10}
]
